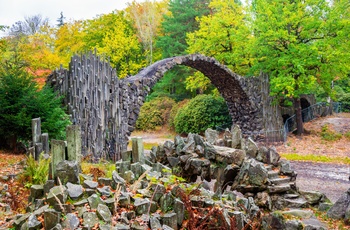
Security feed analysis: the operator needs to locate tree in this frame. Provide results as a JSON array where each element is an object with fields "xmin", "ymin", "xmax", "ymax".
[
  {"xmin": 250, "ymin": 0, "xmax": 350, "ymax": 135},
  {"xmin": 157, "ymin": 0, "xmax": 210, "ymax": 57},
  {"xmin": 186, "ymin": 0, "xmax": 253, "ymax": 93},
  {"xmin": 55, "ymin": 20, "xmax": 86, "ymax": 66},
  {"xmin": 9, "ymin": 15, "xmax": 49, "ymax": 36},
  {"xmin": 57, "ymin": 12, "xmax": 66, "ymax": 27},
  {"xmin": 126, "ymin": 0, "xmax": 169, "ymax": 64},
  {"xmin": 151, "ymin": 0, "xmax": 211, "ymax": 99},
  {"xmin": 0, "ymin": 61, "xmax": 70, "ymax": 151},
  {"xmin": 82, "ymin": 11, "xmax": 145, "ymax": 77}
]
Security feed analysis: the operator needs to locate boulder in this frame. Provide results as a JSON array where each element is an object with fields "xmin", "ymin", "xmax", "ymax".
[
  {"xmin": 299, "ymin": 190, "xmax": 324, "ymax": 205},
  {"xmin": 231, "ymin": 125, "xmax": 242, "ymax": 149},
  {"xmin": 44, "ymin": 209, "xmax": 61, "ymax": 230},
  {"xmin": 83, "ymin": 212, "xmax": 99, "ymax": 229},
  {"xmin": 27, "ymin": 214, "xmax": 42, "ymax": 229},
  {"xmin": 215, "ymin": 146, "xmax": 246, "ymax": 166},
  {"xmin": 55, "ymin": 160, "xmax": 80, "ymax": 185},
  {"xmin": 150, "ymin": 215, "xmax": 162, "ymax": 230},
  {"xmin": 62, "ymin": 213, "xmax": 80, "ymax": 230},
  {"xmin": 245, "ymin": 137, "xmax": 259, "ymax": 158},
  {"xmin": 233, "ymin": 159, "xmax": 268, "ymax": 188},
  {"xmin": 97, "ymin": 204, "xmax": 112, "ymax": 223},
  {"xmin": 66, "ymin": 182, "xmax": 83, "ymax": 200},
  {"xmin": 87, "ymin": 194, "xmax": 104, "ymax": 209},
  {"xmin": 46, "ymin": 186, "xmax": 67, "ymax": 207},
  {"xmin": 327, "ymin": 188, "xmax": 350, "ymax": 220},
  {"xmin": 162, "ymin": 212, "xmax": 178, "ymax": 230},
  {"xmin": 83, "ymin": 180, "xmax": 98, "ymax": 189},
  {"xmin": 267, "ymin": 147, "xmax": 280, "ymax": 166},
  {"xmin": 205, "ymin": 128, "xmax": 219, "ymax": 144},
  {"xmin": 134, "ymin": 198, "xmax": 151, "ymax": 215}
]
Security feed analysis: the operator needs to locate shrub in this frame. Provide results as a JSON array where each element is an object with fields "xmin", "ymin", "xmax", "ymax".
[
  {"xmin": 174, "ymin": 94, "xmax": 232, "ymax": 134},
  {"xmin": 168, "ymin": 99, "xmax": 190, "ymax": 130},
  {"xmin": 136, "ymin": 96, "xmax": 176, "ymax": 130},
  {"xmin": 0, "ymin": 66, "xmax": 70, "ymax": 150}
]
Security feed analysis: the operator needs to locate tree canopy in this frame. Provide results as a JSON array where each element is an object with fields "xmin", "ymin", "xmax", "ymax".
[
  {"xmin": 184, "ymin": 0, "xmax": 350, "ymax": 134},
  {"xmin": 250, "ymin": 0, "xmax": 350, "ymax": 134},
  {"xmin": 0, "ymin": 0, "xmax": 349, "ymax": 141}
]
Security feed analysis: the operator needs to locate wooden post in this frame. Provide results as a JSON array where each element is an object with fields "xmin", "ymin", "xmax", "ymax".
[
  {"xmin": 50, "ymin": 140, "xmax": 66, "ymax": 178},
  {"xmin": 66, "ymin": 125, "xmax": 82, "ymax": 164},
  {"xmin": 131, "ymin": 137, "xmax": 144, "ymax": 163}
]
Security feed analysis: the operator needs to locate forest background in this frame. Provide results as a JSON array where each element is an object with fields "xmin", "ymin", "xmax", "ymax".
[{"xmin": 0, "ymin": 0, "xmax": 350, "ymax": 149}]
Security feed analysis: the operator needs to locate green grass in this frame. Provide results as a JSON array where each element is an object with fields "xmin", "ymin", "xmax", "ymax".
[
  {"xmin": 127, "ymin": 141, "xmax": 160, "ymax": 150},
  {"xmin": 281, "ymin": 153, "xmax": 350, "ymax": 164},
  {"xmin": 143, "ymin": 142, "xmax": 159, "ymax": 150}
]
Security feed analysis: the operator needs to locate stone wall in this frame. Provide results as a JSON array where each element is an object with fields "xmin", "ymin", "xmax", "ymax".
[{"xmin": 47, "ymin": 53, "xmax": 284, "ymax": 159}]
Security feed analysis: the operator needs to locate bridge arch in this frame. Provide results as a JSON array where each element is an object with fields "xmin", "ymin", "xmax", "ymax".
[{"xmin": 48, "ymin": 53, "xmax": 283, "ymax": 160}]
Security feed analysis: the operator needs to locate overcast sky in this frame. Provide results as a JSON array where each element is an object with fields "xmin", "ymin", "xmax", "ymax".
[{"xmin": 0, "ymin": 0, "xmax": 139, "ymax": 36}]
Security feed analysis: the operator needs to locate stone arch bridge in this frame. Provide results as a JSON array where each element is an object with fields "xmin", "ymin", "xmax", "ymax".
[{"xmin": 47, "ymin": 53, "xmax": 283, "ymax": 160}]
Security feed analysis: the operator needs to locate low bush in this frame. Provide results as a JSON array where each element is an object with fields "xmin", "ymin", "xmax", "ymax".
[
  {"xmin": 168, "ymin": 99, "xmax": 190, "ymax": 130},
  {"xmin": 136, "ymin": 97, "xmax": 176, "ymax": 130},
  {"xmin": 174, "ymin": 94, "xmax": 232, "ymax": 134}
]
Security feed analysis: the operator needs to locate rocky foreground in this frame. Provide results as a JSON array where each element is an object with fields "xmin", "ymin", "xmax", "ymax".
[{"xmin": 2, "ymin": 126, "xmax": 349, "ymax": 229}]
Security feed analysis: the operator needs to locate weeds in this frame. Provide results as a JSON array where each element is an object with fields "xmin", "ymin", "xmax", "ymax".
[
  {"xmin": 81, "ymin": 161, "xmax": 115, "ymax": 180},
  {"xmin": 344, "ymin": 131, "xmax": 350, "ymax": 141},
  {"xmin": 321, "ymin": 124, "xmax": 342, "ymax": 141},
  {"xmin": 20, "ymin": 153, "xmax": 50, "ymax": 188},
  {"xmin": 176, "ymin": 188, "xmax": 263, "ymax": 230}
]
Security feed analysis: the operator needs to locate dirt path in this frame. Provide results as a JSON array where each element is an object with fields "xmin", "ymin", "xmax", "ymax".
[
  {"xmin": 291, "ymin": 161, "xmax": 350, "ymax": 203},
  {"xmin": 276, "ymin": 113, "xmax": 350, "ymax": 157}
]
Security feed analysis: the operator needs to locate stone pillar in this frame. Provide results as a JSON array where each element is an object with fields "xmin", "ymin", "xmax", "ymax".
[
  {"xmin": 131, "ymin": 137, "xmax": 144, "ymax": 163},
  {"xmin": 32, "ymin": 118, "xmax": 41, "ymax": 144},
  {"xmin": 41, "ymin": 133, "xmax": 49, "ymax": 155},
  {"xmin": 32, "ymin": 118, "xmax": 41, "ymax": 160},
  {"xmin": 66, "ymin": 125, "xmax": 82, "ymax": 164},
  {"xmin": 34, "ymin": 143, "xmax": 43, "ymax": 161},
  {"xmin": 51, "ymin": 140, "xmax": 66, "ymax": 179}
]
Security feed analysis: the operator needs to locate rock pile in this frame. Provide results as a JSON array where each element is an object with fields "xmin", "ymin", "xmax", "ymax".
[{"xmin": 9, "ymin": 126, "xmax": 334, "ymax": 230}]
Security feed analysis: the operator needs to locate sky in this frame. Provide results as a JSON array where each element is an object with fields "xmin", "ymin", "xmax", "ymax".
[{"xmin": 0, "ymin": 0, "xmax": 138, "ymax": 36}]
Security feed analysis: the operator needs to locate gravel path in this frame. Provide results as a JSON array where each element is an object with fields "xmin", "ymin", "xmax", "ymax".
[{"xmin": 290, "ymin": 161, "xmax": 350, "ymax": 203}]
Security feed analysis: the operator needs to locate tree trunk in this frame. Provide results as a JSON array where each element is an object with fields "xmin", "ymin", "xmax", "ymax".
[{"xmin": 294, "ymin": 97, "xmax": 304, "ymax": 135}]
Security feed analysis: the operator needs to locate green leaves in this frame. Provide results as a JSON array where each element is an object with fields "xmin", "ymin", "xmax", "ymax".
[
  {"xmin": 0, "ymin": 65, "xmax": 70, "ymax": 148},
  {"xmin": 174, "ymin": 94, "xmax": 231, "ymax": 134},
  {"xmin": 251, "ymin": 0, "xmax": 350, "ymax": 99}
]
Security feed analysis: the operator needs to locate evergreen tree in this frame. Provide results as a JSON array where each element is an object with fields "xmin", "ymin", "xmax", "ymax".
[
  {"xmin": 57, "ymin": 12, "xmax": 65, "ymax": 27},
  {"xmin": 0, "ymin": 60, "xmax": 70, "ymax": 151},
  {"xmin": 151, "ymin": 0, "xmax": 211, "ymax": 100}
]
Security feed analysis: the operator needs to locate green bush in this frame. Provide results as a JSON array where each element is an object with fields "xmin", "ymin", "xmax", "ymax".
[
  {"xmin": 174, "ymin": 94, "xmax": 232, "ymax": 134},
  {"xmin": 0, "ymin": 66, "xmax": 70, "ymax": 150},
  {"xmin": 136, "ymin": 96, "xmax": 176, "ymax": 130},
  {"xmin": 168, "ymin": 99, "xmax": 190, "ymax": 130}
]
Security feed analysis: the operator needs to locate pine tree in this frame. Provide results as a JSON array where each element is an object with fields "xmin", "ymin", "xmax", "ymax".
[{"xmin": 57, "ymin": 12, "xmax": 65, "ymax": 27}]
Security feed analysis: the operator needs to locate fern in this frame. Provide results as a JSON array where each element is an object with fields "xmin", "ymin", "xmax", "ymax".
[{"xmin": 22, "ymin": 153, "xmax": 50, "ymax": 187}]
